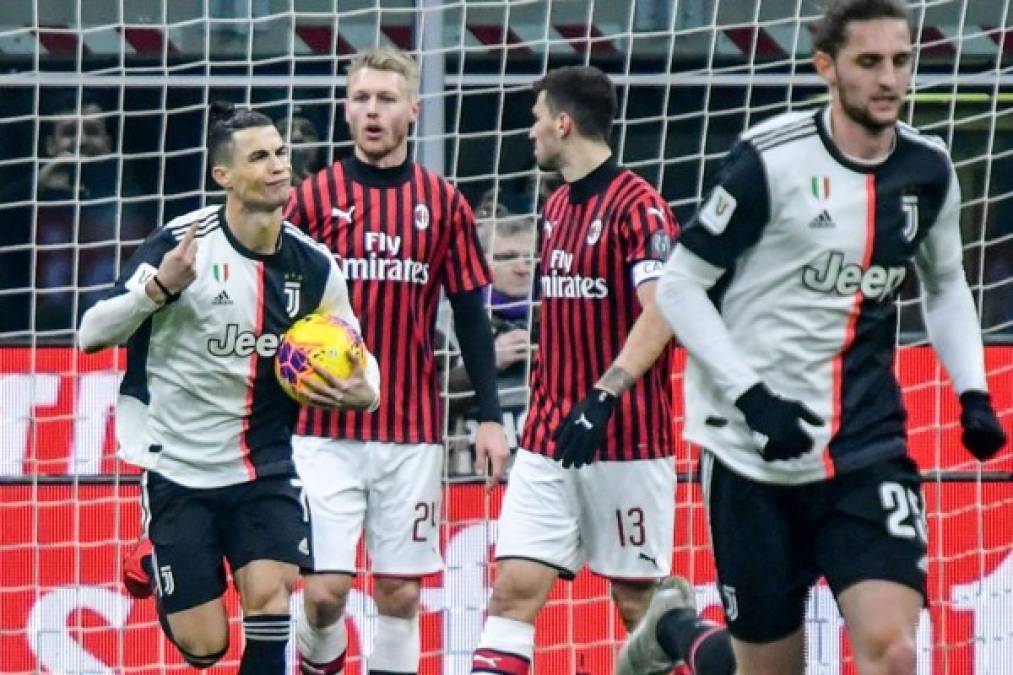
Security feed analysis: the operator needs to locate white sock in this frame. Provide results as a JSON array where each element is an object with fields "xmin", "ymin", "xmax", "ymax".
[
  {"xmin": 473, "ymin": 615, "xmax": 535, "ymax": 673},
  {"xmin": 297, "ymin": 602, "xmax": 348, "ymax": 665},
  {"xmin": 367, "ymin": 614, "xmax": 420, "ymax": 673}
]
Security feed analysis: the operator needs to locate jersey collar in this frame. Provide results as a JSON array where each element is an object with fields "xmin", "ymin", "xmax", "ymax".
[
  {"xmin": 568, "ymin": 157, "xmax": 622, "ymax": 204},
  {"xmin": 343, "ymin": 154, "xmax": 414, "ymax": 188},
  {"xmin": 816, "ymin": 106, "xmax": 897, "ymax": 174},
  {"xmin": 219, "ymin": 205, "xmax": 283, "ymax": 261}
]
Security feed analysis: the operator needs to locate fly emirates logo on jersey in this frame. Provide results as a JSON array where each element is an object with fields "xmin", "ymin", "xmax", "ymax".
[
  {"xmin": 341, "ymin": 232, "xmax": 430, "ymax": 285},
  {"xmin": 802, "ymin": 250, "xmax": 907, "ymax": 302},
  {"xmin": 540, "ymin": 248, "xmax": 608, "ymax": 299}
]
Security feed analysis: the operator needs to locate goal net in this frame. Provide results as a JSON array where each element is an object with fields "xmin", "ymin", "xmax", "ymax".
[{"xmin": 1, "ymin": 0, "xmax": 1011, "ymax": 673}]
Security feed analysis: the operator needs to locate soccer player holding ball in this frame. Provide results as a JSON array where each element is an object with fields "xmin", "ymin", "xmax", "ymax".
[{"xmin": 79, "ymin": 106, "xmax": 378, "ymax": 675}]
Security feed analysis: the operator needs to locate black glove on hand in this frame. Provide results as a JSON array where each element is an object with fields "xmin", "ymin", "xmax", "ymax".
[
  {"xmin": 735, "ymin": 383, "xmax": 824, "ymax": 462},
  {"xmin": 552, "ymin": 388, "xmax": 617, "ymax": 469},
  {"xmin": 960, "ymin": 390, "xmax": 1007, "ymax": 461}
]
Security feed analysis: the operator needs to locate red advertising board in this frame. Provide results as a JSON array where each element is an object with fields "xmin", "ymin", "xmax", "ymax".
[
  {"xmin": 1, "ymin": 347, "xmax": 1011, "ymax": 476},
  {"xmin": 1, "ymin": 482, "xmax": 1011, "ymax": 674},
  {"xmin": 1, "ymin": 347, "xmax": 1011, "ymax": 673}
]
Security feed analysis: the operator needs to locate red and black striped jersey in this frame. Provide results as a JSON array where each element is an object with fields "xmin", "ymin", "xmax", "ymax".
[
  {"xmin": 520, "ymin": 160, "xmax": 680, "ymax": 462},
  {"xmin": 285, "ymin": 156, "xmax": 491, "ymax": 443}
]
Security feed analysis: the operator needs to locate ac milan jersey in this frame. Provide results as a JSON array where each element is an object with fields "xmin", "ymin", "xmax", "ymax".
[
  {"xmin": 677, "ymin": 107, "xmax": 962, "ymax": 484},
  {"xmin": 521, "ymin": 160, "xmax": 679, "ymax": 462},
  {"xmin": 105, "ymin": 205, "xmax": 362, "ymax": 488},
  {"xmin": 285, "ymin": 156, "xmax": 491, "ymax": 443}
]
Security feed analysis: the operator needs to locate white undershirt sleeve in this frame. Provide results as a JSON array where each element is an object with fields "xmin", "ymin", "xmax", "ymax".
[
  {"xmin": 78, "ymin": 263, "xmax": 162, "ymax": 352},
  {"xmin": 915, "ymin": 169, "xmax": 987, "ymax": 394},
  {"xmin": 656, "ymin": 244, "xmax": 761, "ymax": 402}
]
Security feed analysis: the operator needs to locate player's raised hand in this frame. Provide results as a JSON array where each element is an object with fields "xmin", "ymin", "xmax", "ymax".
[
  {"xmin": 959, "ymin": 391, "xmax": 1007, "ymax": 461},
  {"xmin": 474, "ymin": 421, "xmax": 509, "ymax": 491},
  {"xmin": 304, "ymin": 359, "xmax": 378, "ymax": 411},
  {"xmin": 552, "ymin": 388, "xmax": 617, "ymax": 469},
  {"xmin": 735, "ymin": 382, "xmax": 824, "ymax": 462},
  {"xmin": 156, "ymin": 220, "xmax": 200, "ymax": 294}
]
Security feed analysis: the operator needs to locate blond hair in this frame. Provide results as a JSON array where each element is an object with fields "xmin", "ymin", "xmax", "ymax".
[{"xmin": 347, "ymin": 48, "xmax": 420, "ymax": 99}]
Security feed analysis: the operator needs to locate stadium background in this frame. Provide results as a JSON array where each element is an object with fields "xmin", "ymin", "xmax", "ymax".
[{"xmin": 1, "ymin": 0, "xmax": 1011, "ymax": 673}]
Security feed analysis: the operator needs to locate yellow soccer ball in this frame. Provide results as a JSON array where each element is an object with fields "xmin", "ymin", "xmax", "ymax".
[{"xmin": 274, "ymin": 313, "xmax": 368, "ymax": 405}]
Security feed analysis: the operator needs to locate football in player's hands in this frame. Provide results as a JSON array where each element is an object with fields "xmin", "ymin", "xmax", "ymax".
[
  {"xmin": 735, "ymin": 383, "xmax": 824, "ymax": 462},
  {"xmin": 552, "ymin": 388, "xmax": 617, "ymax": 469},
  {"xmin": 959, "ymin": 391, "xmax": 1007, "ymax": 461}
]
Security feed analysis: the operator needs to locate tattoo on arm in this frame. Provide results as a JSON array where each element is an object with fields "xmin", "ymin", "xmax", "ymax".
[{"xmin": 598, "ymin": 366, "xmax": 636, "ymax": 396}]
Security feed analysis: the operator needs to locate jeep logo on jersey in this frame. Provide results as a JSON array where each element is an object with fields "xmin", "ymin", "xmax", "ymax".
[
  {"xmin": 586, "ymin": 219, "xmax": 603, "ymax": 245},
  {"xmin": 802, "ymin": 251, "xmax": 907, "ymax": 302},
  {"xmin": 414, "ymin": 204, "xmax": 430, "ymax": 230},
  {"xmin": 207, "ymin": 323, "xmax": 281, "ymax": 357}
]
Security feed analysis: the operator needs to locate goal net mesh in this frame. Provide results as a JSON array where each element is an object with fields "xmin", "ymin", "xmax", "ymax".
[{"xmin": 0, "ymin": 1, "xmax": 1010, "ymax": 673}]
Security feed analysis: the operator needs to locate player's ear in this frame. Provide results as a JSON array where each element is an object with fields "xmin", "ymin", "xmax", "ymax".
[
  {"xmin": 211, "ymin": 163, "xmax": 232, "ymax": 190},
  {"xmin": 813, "ymin": 50, "xmax": 836, "ymax": 87},
  {"xmin": 557, "ymin": 112, "xmax": 572, "ymax": 139}
]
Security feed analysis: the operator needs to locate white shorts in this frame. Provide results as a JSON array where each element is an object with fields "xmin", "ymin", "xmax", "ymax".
[
  {"xmin": 495, "ymin": 449, "xmax": 675, "ymax": 580},
  {"xmin": 292, "ymin": 436, "xmax": 444, "ymax": 577}
]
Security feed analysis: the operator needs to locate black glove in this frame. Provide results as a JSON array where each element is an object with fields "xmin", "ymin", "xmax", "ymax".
[
  {"xmin": 960, "ymin": 390, "xmax": 1007, "ymax": 461},
  {"xmin": 552, "ymin": 388, "xmax": 617, "ymax": 469},
  {"xmin": 735, "ymin": 383, "xmax": 824, "ymax": 462}
]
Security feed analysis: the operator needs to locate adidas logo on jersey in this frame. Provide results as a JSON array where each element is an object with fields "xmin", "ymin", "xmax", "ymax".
[
  {"xmin": 211, "ymin": 289, "xmax": 233, "ymax": 305},
  {"xmin": 808, "ymin": 210, "xmax": 835, "ymax": 229}
]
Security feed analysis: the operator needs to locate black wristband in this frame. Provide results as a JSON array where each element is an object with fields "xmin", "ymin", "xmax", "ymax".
[{"xmin": 151, "ymin": 275, "xmax": 179, "ymax": 302}]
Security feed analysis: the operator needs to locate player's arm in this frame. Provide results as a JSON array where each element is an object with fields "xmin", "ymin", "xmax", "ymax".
[
  {"xmin": 657, "ymin": 140, "xmax": 822, "ymax": 461},
  {"xmin": 915, "ymin": 164, "xmax": 1006, "ymax": 460},
  {"xmin": 552, "ymin": 199, "xmax": 678, "ymax": 469},
  {"xmin": 79, "ymin": 221, "xmax": 198, "ymax": 353},
  {"xmin": 308, "ymin": 256, "xmax": 381, "ymax": 411},
  {"xmin": 444, "ymin": 193, "xmax": 509, "ymax": 488},
  {"xmin": 448, "ymin": 289, "xmax": 503, "ymax": 422}
]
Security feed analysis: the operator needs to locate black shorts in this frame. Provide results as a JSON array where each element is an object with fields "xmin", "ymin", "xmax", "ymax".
[
  {"xmin": 702, "ymin": 452, "xmax": 927, "ymax": 643},
  {"xmin": 143, "ymin": 471, "xmax": 311, "ymax": 614}
]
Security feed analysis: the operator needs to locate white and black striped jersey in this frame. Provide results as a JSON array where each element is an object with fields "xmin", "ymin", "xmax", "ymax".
[
  {"xmin": 89, "ymin": 205, "xmax": 371, "ymax": 488},
  {"xmin": 668, "ymin": 106, "xmax": 972, "ymax": 485}
]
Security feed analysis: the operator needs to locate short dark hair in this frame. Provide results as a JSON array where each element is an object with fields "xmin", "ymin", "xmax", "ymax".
[
  {"xmin": 809, "ymin": 0, "xmax": 911, "ymax": 57},
  {"xmin": 532, "ymin": 66, "xmax": 617, "ymax": 143},
  {"xmin": 207, "ymin": 103, "xmax": 275, "ymax": 166}
]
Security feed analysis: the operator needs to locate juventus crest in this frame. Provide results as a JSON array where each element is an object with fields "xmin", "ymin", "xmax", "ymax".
[
  {"xmin": 901, "ymin": 194, "xmax": 919, "ymax": 242},
  {"xmin": 284, "ymin": 279, "xmax": 302, "ymax": 317}
]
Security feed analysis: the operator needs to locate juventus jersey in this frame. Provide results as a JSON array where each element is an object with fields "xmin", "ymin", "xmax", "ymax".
[
  {"xmin": 521, "ymin": 160, "xmax": 680, "ymax": 461},
  {"xmin": 106, "ymin": 205, "xmax": 363, "ymax": 488},
  {"xmin": 677, "ymin": 107, "xmax": 963, "ymax": 484},
  {"xmin": 285, "ymin": 156, "xmax": 491, "ymax": 444}
]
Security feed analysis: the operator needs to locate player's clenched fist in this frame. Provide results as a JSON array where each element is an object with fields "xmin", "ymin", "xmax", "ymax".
[
  {"xmin": 149, "ymin": 221, "xmax": 199, "ymax": 302},
  {"xmin": 960, "ymin": 391, "xmax": 1007, "ymax": 461}
]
